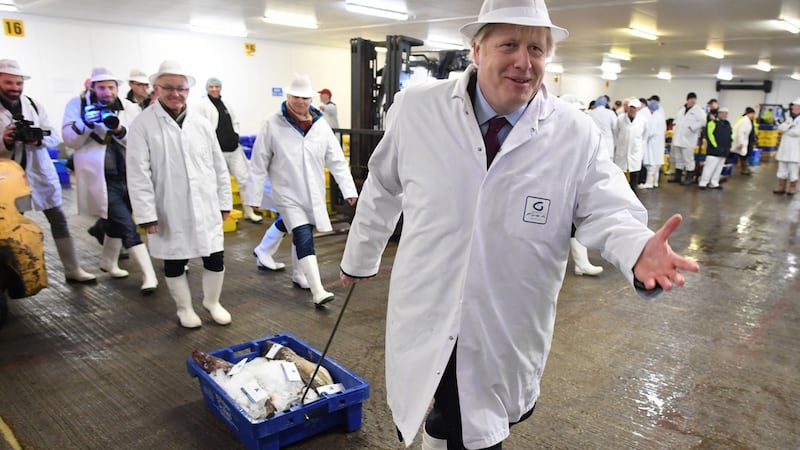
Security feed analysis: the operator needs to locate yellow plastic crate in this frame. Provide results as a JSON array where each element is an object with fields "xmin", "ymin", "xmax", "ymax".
[{"xmin": 223, "ymin": 209, "xmax": 243, "ymax": 233}]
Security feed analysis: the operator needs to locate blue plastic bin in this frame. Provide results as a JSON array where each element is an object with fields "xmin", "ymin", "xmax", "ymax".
[
  {"xmin": 243, "ymin": 147, "xmax": 252, "ymax": 160},
  {"xmin": 186, "ymin": 333, "xmax": 369, "ymax": 450},
  {"xmin": 52, "ymin": 159, "xmax": 70, "ymax": 186},
  {"xmin": 749, "ymin": 148, "xmax": 762, "ymax": 166},
  {"xmin": 47, "ymin": 147, "xmax": 60, "ymax": 159}
]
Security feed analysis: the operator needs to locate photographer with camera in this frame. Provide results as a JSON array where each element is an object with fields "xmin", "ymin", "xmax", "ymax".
[
  {"xmin": 62, "ymin": 67, "xmax": 157, "ymax": 295},
  {"xmin": 0, "ymin": 58, "xmax": 96, "ymax": 284}
]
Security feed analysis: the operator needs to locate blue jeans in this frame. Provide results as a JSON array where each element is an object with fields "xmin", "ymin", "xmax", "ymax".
[
  {"xmin": 104, "ymin": 177, "xmax": 142, "ymax": 249},
  {"xmin": 273, "ymin": 216, "xmax": 315, "ymax": 259}
]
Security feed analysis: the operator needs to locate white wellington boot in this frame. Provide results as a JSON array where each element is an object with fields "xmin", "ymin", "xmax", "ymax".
[
  {"xmin": 570, "ymin": 238, "xmax": 604, "ymax": 276},
  {"xmin": 127, "ymin": 243, "xmax": 158, "ymax": 295},
  {"xmin": 100, "ymin": 236, "xmax": 129, "ymax": 278},
  {"xmin": 253, "ymin": 222, "xmax": 286, "ymax": 271},
  {"xmin": 201, "ymin": 269, "xmax": 231, "ymax": 325},
  {"xmin": 242, "ymin": 205, "xmax": 263, "ymax": 223},
  {"xmin": 298, "ymin": 255, "xmax": 334, "ymax": 306},
  {"xmin": 55, "ymin": 237, "xmax": 97, "ymax": 283},
  {"xmin": 165, "ymin": 274, "xmax": 201, "ymax": 328},
  {"xmin": 291, "ymin": 244, "xmax": 310, "ymax": 290}
]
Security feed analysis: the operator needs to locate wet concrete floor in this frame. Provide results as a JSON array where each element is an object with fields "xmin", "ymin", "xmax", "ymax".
[{"xmin": 0, "ymin": 158, "xmax": 798, "ymax": 450}]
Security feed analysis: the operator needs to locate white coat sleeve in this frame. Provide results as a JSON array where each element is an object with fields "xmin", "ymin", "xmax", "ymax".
[
  {"xmin": 340, "ymin": 99, "xmax": 404, "ymax": 278},
  {"xmin": 62, "ymin": 97, "xmax": 94, "ymax": 150},
  {"xmin": 323, "ymin": 128, "xmax": 358, "ymax": 199},
  {"xmin": 572, "ymin": 129, "xmax": 657, "ymax": 297},
  {"xmin": 126, "ymin": 115, "xmax": 158, "ymax": 225},
  {"xmin": 244, "ymin": 119, "xmax": 271, "ymax": 207},
  {"xmin": 208, "ymin": 126, "xmax": 233, "ymax": 211}
]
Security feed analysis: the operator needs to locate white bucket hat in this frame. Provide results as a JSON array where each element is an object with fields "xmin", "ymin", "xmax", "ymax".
[
  {"xmin": 627, "ymin": 98, "xmax": 642, "ymax": 109},
  {"xmin": 792, "ymin": 97, "xmax": 800, "ymax": 105},
  {"xmin": 149, "ymin": 60, "xmax": 196, "ymax": 87},
  {"xmin": 285, "ymin": 74, "xmax": 315, "ymax": 98},
  {"xmin": 460, "ymin": 0, "xmax": 569, "ymax": 43},
  {"xmin": 128, "ymin": 69, "xmax": 149, "ymax": 84},
  {"xmin": 89, "ymin": 67, "xmax": 124, "ymax": 84},
  {"xmin": 0, "ymin": 59, "xmax": 31, "ymax": 79}
]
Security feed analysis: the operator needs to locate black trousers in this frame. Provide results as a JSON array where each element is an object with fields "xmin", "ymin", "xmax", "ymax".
[{"xmin": 423, "ymin": 346, "xmax": 535, "ymax": 450}]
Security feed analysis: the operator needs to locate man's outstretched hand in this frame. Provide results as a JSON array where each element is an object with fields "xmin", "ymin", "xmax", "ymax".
[{"xmin": 633, "ymin": 214, "xmax": 700, "ymax": 291}]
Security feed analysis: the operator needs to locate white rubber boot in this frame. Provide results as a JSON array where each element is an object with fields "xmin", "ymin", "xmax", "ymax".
[
  {"xmin": 570, "ymin": 238, "xmax": 604, "ymax": 276},
  {"xmin": 652, "ymin": 170, "xmax": 660, "ymax": 188},
  {"xmin": 243, "ymin": 205, "xmax": 263, "ymax": 223},
  {"xmin": 298, "ymin": 255, "xmax": 334, "ymax": 306},
  {"xmin": 127, "ymin": 243, "xmax": 158, "ymax": 295},
  {"xmin": 291, "ymin": 243, "xmax": 309, "ymax": 290},
  {"xmin": 100, "ymin": 236, "xmax": 129, "ymax": 278},
  {"xmin": 642, "ymin": 171, "xmax": 654, "ymax": 189},
  {"xmin": 201, "ymin": 269, "xmax": 231, "ymax": 325},
  {"xmin": 55, "ymin": 237, "xmax": 97, "ymax": 283},
  {"xmin": 165, "ymin": 273, "xmax": 201, "ymax": 329},
  {"xmin": 421, "ymin": 430, "xmax": 447, "ymax": 450},
  {"xmin": 254, "ymin": 222, "xmax": 285, "ymax": 271}
]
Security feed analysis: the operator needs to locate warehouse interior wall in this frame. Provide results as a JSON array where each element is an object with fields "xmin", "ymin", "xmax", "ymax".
[{"xmin": 1, "ymin": 13, "xmax": 352, "ymax": 135}]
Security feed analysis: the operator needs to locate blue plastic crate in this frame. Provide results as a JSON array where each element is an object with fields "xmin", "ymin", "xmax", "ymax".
[
  {"xmin": 243, "ymin": 147, "xmax": 252, "ymax": 160},
  {"xmin": 47, "ymin": 147, "xmax": 60, "ymax": 159},
  {"xmin": 186, "ymin": 332, "xmax": 369, "ymax": 450},
  {"xmin": 52, "ymin": 159, "xmax": 70, "ymax": 186},
  {"xmin": 749, "ymin": 148, "xmax": 762, "ymax": 166}
]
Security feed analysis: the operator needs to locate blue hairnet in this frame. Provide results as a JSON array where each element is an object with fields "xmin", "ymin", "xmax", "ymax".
[
  {"xmin": 595, "ymin": 96, "xmax": 608, "ymax": 108},
  {"xmin": 206, "ymin": 77, "xmax": 222, "ymax": 89}
]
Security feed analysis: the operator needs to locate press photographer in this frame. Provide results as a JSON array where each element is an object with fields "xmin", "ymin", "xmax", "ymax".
[
  {"xmin": 62, "ymin": 66, "xmax": 157, "ymax": 294},
  {"xmin": 0, "ymin": 58, "xmax": 97, "ymax": 283}
]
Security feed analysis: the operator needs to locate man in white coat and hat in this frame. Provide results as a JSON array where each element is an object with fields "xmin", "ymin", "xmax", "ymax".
[
  {"xmin": 193, "ymin": 77, "xmax": 263, "ymax": 223},
  {"xmin": 641, "ymin": 95, "xmax": 666, "ymax": 188},
  {"xmin": 0, "ymin": 58, "xmax": 96, "ymax": 284},
  {"xmin": 669, "ymin": 91, "xmax": 706, "ymax": 185},
  {"xmin": 614, "ymin": 97, "xmax": 647, "ymax": 195},
  {"xmin": 338, "ymin": 0, "xmax": 701, "ymax": 449},
  {"xmin": 127, "ymin": 60, "xmax": 233, "ymax": 328},
  {"xmin": 245, "ymin": 74, "xmax": 357, "ymax": 306},
  {"xmin": 773, "ymin": 98, "xmax": 800, "ymax": 195},
  {"xmin": 62, "ymin": 67, "xmax": 158, "ymax": 295}
]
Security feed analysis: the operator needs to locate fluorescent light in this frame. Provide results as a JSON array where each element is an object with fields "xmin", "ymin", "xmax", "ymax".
[
  {"xmin": 607, "ymin": 51, "xmax": 631, "ymax": 61},
  {"xmin": 189, "ymin": 20, "xmax": 248, "ymax": 37},
  {"xmin": 600, "ymin": 60, "xmax": 621, "ymax": 74},
  {"xmin": 262, "ymin": 14, "xmax": 319, "ymax": 29},
  {"xmin": 777, "ymin": 18, "xmax": 800, "ymax": 34},
  {"xmin": 545, "ymin": 63, "xmax": 563, "ymax": 74},
  {"xmin": 657, "ymin": 71, "xmax": 672, "ymax": 80},
  {"xmin": 703, "ymin": 48, "xmax": 725, "ymax": 59},
  {"xmin": 717, "ymin": 66, "xmax": 733, "ymax": 81},
  {"xmin": 425, "ymin": 39, "xmax": 465, "ymax": 50},
  {"xmin": 756, "ymin": 59, "xmax": 772, "ymax": 72},
  {"xmin": 601, "ymin": 72, "xmax": 617, "ymax": 81},
  {"xmin": 345, "ymin": 1, "xmax": 408, "ymax": 21},
  {"xmin": 791, "ymin": 72, "xmax": 800, "ymax": 81},
  {"xmin": 627, "ymin": 27, "xmax": 657, "ymax": 41},
  {"xmin": 0, "ymin": 0, "xmax": 18, "ymax": 12}
]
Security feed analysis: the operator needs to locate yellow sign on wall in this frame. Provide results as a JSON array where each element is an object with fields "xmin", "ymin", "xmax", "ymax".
[
  {"xmin": 244, "ymin": 42, "xmax": 256, "ymax": 57},
  {"xmin": 3, "ymin": 18, "xmax": 24, "ymax": 37}
]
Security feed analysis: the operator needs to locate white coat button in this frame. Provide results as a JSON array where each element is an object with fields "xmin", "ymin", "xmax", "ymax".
[
  {"xmin": 477, "ymin": 147, "xmax": 483, "ymax": 152},
  {"xmin": 449, "ymin": 336, "xmax": 454, "ymax": 340},
  {"xmin": 436, "ymin": 371, "xmax": 441, "ymax": 375}
]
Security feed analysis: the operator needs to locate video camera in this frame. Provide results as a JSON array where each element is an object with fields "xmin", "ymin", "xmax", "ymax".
[
  {"xmin": 84, "ymin": 104, "xmax": 120, "ymax": 129},
  {"xmin": 11, "ymin": 114, "xmax": 51, "ymax": 143}
]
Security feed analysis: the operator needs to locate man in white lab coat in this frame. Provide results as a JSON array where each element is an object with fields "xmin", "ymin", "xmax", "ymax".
[
  {"xmin": 0, "ymin": 58, "xmax": 96, "ymax": 284},
  {"xmin": 127, "ymin": 61, "xmax": 233, "ymax": 329},
  {"xmin": 193, "ymin": 77, "xmax": 263, "ymax": 223},
  {"xmin": 669, "ymin": 91, "xmax": 706, "ymax": 185},
  {"xmin": 614, "ymin": 97, "xmax": 647, "ymax": 194},
  {"xmin": 642, "ymin": 95, "xmax": 667, "ymax": 188},
  {"xmin": 338, "ymin": 0, "xmax": 700, "ymax": 449},
  {"xmin": 245, "ymin": 74, "xmax": 357, "ymax": 306},
  {"xmin": 62, "ymin": 67, "xmax": 158, "ymax": 294}
]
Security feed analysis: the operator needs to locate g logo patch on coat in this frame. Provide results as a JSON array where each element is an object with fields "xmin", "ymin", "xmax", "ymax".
[{"xmin": 523, "ymin": 196, "xmax": 550, "ymax": 224}]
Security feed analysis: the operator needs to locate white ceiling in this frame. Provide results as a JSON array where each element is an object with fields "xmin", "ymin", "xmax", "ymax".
[{"xmin": 10, "ymin": 0, "xmax": 800, "ymax": 80}]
